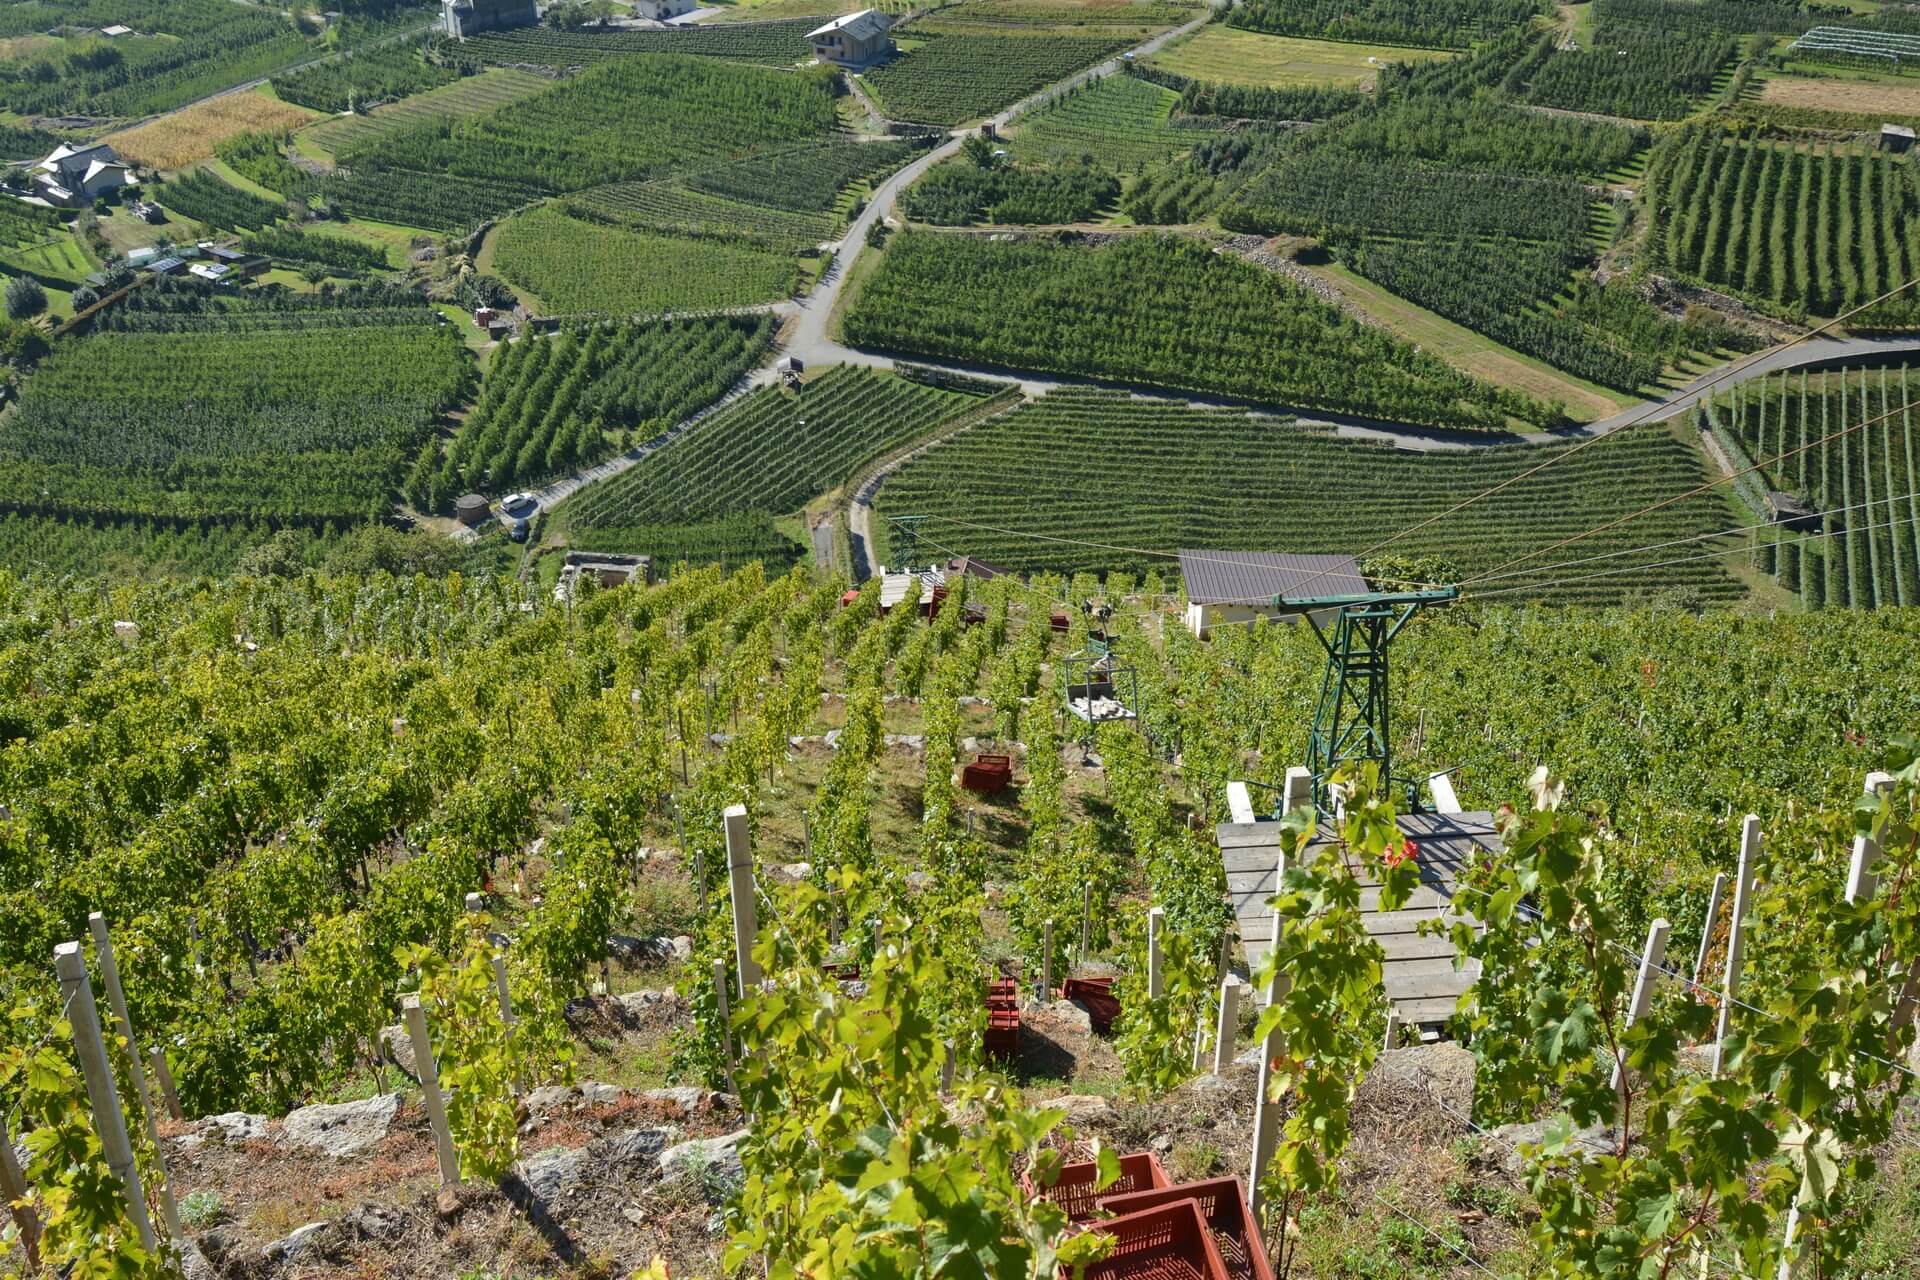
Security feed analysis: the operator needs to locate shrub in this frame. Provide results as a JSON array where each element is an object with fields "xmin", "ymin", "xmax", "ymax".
[{"xmin": 5, "ymin": 277, "xmax": 46, "ymax": 320}]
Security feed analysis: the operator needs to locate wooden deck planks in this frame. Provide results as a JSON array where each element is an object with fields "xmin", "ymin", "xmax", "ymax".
[{"xmin": 1220, "ymin": 810, "xmax": 1500, "ymax": 1027}]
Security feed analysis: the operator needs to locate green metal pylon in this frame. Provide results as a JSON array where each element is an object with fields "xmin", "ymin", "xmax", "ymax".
[
  {"xmin": 1282, "ymin": 587, "xmax": 1458, "ymax": 813},
  {"xmin": 888, "ymin": 514, "xmax": 929, "ymax": 570}
]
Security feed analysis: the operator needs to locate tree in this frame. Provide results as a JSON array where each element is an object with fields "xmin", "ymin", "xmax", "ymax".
[
  {"xmin": 5, "ymin": 276, "xmax": 46, "ymax": 320},
  {"xmin": 237, "ymin": 529, "xmax": 311, "ymax": 578},
  {"xmin": 961, "ymin": 132, "xmax": 1000, "ymax": 170}
]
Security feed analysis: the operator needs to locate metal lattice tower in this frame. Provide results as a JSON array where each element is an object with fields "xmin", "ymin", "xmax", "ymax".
[
  {"xmin": 888, "ymin": 514, "xmax": 929, "ymax": 571},
  {"xmin": 1282, "ymin": 587, "xmax": 1458, "ymax": 813}
]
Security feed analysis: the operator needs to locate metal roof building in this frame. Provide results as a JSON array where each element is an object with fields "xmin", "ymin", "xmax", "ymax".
[{"xmin": 1178, "ymin": 550, "xmax": 1366, "ymax": 638}]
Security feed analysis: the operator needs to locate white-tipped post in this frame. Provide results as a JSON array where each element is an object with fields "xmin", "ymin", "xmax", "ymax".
[
  {"xmin": 1845, "ymin": 771, "xmax": 1896, "ymax": 904},
  {"xmin": 402, "ymin": 995, "xmax": 460, "ymax": 1187},
  {"xmin": 1147, "ymin": 907, "xmax": 1165, "ymax": 1000},
  {"xmin": 1712, "ymin": 817, "xmax": 1761, "ymax": 1077},
  {"xmin": 87, "ymin": 914, "xmax": 179, "ymax": 1238},
  {"xmin": 724, "ymin": 805, "xmax": 760, "ymax": 994},
  {"xmin": 1612, "ymin": 917, "xmax": 1669, "ymax": 1090},
  {"xmin": 1212, "ymin": 979, "xmax": 1241, "ymax": 1074},
  {"xmin": 54, "ymin": 941, "xmax": 154, "ymax": 1250}
]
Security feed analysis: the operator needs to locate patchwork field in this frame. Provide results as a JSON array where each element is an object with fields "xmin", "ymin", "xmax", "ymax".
[
  {"xmin": 103, "ymin": 88, "xmax": 321, "ymax": 171},
  {"xmin": 1145, "ymin": 26, "xmax": 1451, "ymax": 89},
  {"xmin": 299, "ymin": 67, "xmax": 553, "ymax": 158}
]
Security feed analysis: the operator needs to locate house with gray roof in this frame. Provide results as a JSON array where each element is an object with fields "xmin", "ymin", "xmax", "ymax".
[
  {"xmin": 1178, "ymin": 549, "xmax": 1367, "ymax": 638},
  {"xmin": 31, "ymin": 142, "xmax": 131, "ymax": 207},
  {"xmin": 809, "ymin": 9, "xmax": 893, "ymax": 67}
]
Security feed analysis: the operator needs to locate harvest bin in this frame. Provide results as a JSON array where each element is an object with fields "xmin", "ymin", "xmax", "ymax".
[
  {"xmin": 1022, "ymin": 1151, "xmax": 1171, "ymax": 1223},
  {"xmin": 1061, "ymin": 975, "xmax": 1120, "ymax": 1034},
  {"xmin": 1100, "ymin": 1178, "xmax": 1274, "ymax": 1280},
  {"xmin": 1079, "ymin": 1198, "xmax": 1233, "ymax": 1280},
  {"xmin": 961, "ymin": 753, "xmax": 1013, "ymax": 795}
]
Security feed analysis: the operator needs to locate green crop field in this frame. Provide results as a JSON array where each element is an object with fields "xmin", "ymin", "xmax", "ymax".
[
  {"xmin": 0, "ymin": 305, "xmax": 468, "ymax": 524},
  {"xmin": 413, "ymin": 314, "xmax": 776, "ymax": 506},
  {"xmin": 1698, "ymin": 364, "xmax": 1920, "ymax": 610},
  {"xmin": 844, "ymin": 230, "xmax": 1550, "ymax": 429},
  {"xmin": 1652, "ymin": 131, "xmax": 1920, "ymax": 324},
  {"xmin": 490, "ymin": 205, "xmax": 804, "ymax": 315},
  {"xmin": 1225, "ymin": 0, "xmax": 1543, "ymax": 49},
  {"xmin": 1009, "ymin": 73, "xmax": 1217, "ymax": 169},
  {"xmin": 1147, "ymin": 26, "xmax": 1452, "ymax": 88},
  {"xmin": 301, "ymin": 68, "xmax": 553, "ymax": 157},
  {"xmin": 459, "ymin": 18, "xmax": 821, "ymax": 69},
  {"xmin": 874, "ymin": 386, "xmax": 1744, "ymax": 605},
  {"xmin": 562, "ymin": 365, "xmax": 992, "ymax": 564},
  {"xmin": 565, "ymin": 184, "xmax": 842, "ymax": 254},
  {"xmin": 860, "ymin": 32, "xmax": 1132, "ymax": 124}
]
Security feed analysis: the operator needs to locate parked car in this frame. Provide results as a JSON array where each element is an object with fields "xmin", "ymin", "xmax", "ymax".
[
  {"xmin": 510, "ymin": 518, "xmax": 530, "ymax": 543},
  {"xmin": 501, "ymin": 492, "xmax": 538, "ymax": 518}
]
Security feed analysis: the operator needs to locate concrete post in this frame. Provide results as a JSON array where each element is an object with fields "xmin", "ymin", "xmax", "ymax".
[
  {"xmin": 1712, "ymin": 818, "xmax": 1761, "ymax": 1077},
  {"xmin": 712, "ymin": 958, "xmax": 738, "ymax": 1096},
  {"xmin": 1042, "ymin": 919, "xmax": 1054, "ymax": 998},
  {"xmin": 724, "ymin": 805, "xmax": 760, "ymax": 994},
  {"xmin": 148, "ymin": 1045, "xmax": 182, "ymax": 1121},
  {"xmin": 1282, "ymin": 766, "xmax": 1311, "ymax": 815},
  {"xmin": 1692, "ymin": 873, "xmax": 1727, "ymax": 985},
  {"xmin": 402, "ymin": 995, "xmax": 460, "ymax": 1187},
  {"xmin": 1147, "ymin": 907, "xmax": 1165, "ymax": 1000},
  {"xmin": 1247, "ymin": 963, "xmax": 1290, "ymax": 1223},
  {"xmin": 1211, "ymin": 979, "xmax": 1241, "ymax": 1073},
  {"xmin": 0, "ymin": 1113, "xmax": 40, "ymax": 1265},
  {"xmin": 1612, "ymin": 918, "xmax": 1669, "ymax": 1090},
  {"xmin": 53, "ymin": 942, "xmax": 153, "ymax": 1250},
  {"xmin": 86, "ymin": 915, "xmax": 179, "ymax": 1239},
  {"xmin": 1079, "ymin": 881, "xmax": 1092, "ymax": 971},
  {"xmin": 1845, "ymin": 771, "xmax": 1897, "ymax": 904},
  {"xmin": 1383, "ymin": 1008, "xmax": 1400, "ymax": 1052},
  {"xmin": 492, "ymin": 954, "xmax": 514, "ymax": 1025}
]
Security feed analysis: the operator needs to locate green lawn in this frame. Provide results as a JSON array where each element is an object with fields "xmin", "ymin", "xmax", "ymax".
[
  {"xmin": 1144, "ymin": 26, "xmax": 1451, "ymax": 88},
  {"xmin": 3, "ymin": 235, "xmax": 91, "ymax": 284}
]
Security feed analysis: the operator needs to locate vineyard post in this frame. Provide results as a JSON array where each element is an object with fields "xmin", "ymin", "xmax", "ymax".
[
  {"xmin": 711, "ymin": 957, "xmax": 737, "ymax": 1096},
  {"xmin": 493, "ymin": 955, "xmax": 514, "ymax": 1026},
  {"xmin": 940, "ymin": 1041, "xmax": 955, "ymax": 1094},
  {"xmin": 52, "ymin": 941, "xmax": 154, "ymax": 1251},
  {"xmin": 1042, "ymin": 919, "xmax": 1054, "ymax": 999},
  {"xmin": 1211, "ymin": 979, "xmax": 1240, "ymax": 1074},
  {"xmin": 465, "ymin": 892, "xmax": 483, "ymax": 914},
  {"xmin": 1845, "ymin": 770, "xmax": 1896, "ymax": 902},
  {"xmin": 86, "ymin": 914, "xmax": 180, "ymax": 1238},
  {"xmin": 0, "ymin": 1112, "xmax": 40, "ymax": 1265},
  {"xmin": 402, "ymin": 994, "xmax": 460, "ymax": 1187},
  {"xmin": 1693, "ymin": 872, "xmax": 1727, "ymax": 984},
  {"xmin": 1282, "ymin": 765, "xmax": 1311, "ymax": 815},
  {"xmin": 1712, "ymin": 816, "xmax": 1762, "ymax": 1077},
  {"xmin": 1147, "ymin": 907, "xmax": 1165, "ymax": 1000},
  {"xmin": 1247, "ymin": 955, "xmax": 1290, "ymax": 1222},
  {"xmin": 148, "ymin": 1045, "xmax": 182, "ymax": 1121},
  {"xmin": 725, "ymin": 804, "xmax": 761, "ymax": 993},
  {"xmin": 1382, "ymin": 1008, "xmax": 1399, "ymax": 1052},
  {"xmin": 1078, "ymin": 881, "xmax": 1092, "ymax": 971},
  {"xmin": 1611, "ymin": 917, "xmax": 1670, "ymax": 1091}
]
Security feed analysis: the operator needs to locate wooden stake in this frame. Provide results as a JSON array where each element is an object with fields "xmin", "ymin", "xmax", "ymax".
[
  {"xmin": 712, "ymin": 958, "xmax": 738, "ymax": 1096},
  {"xmin": 940, "ymin": 1041, "xmax": 955, "ymax": 1093},
  {"xmin": 1612, "ymin": 918, "xmax": 1669, "ymax": 1091},
  {"xmin": 86, "ymin": 915, "xmax": 179, "ymax": 1239},
  {"xmin": 1078, "ymin": 881, "xmax": 1092, "ymax": 971},
  {"xmin": 1147, "ymin": 907, "xmax": 1165, "ymax": 1000},
  {"xmin": 149, "ymin": 1045, "xmax": 182, "ymax": 1121},
  {"xmin": 402, "ymin": 995, "xmax": 460, "ymax": 1187},
  {"xmin": 1712, "ymin": 817, "xmax": 1761, "ymax": 1077},
  {"xmin": 53, "ymin": 941, "xmax": 154, "ymax": 1250},
  {"xmin": 1212, "ymin": 979, "xmax": 1241, "ymax": 1073},
  {"xmin": 0, "ymin": 1113, "xmax": 40, "ymax": 1265},
  {"xmin": 724, "ymin": 804, "xmax": 760, "ymax": 994},
  {"xmin": 492, "ymin": 954, "xmax": 514, "ymax": 1025},
  {"xmin": 1692, "ymin": 873, "xmax": 1727, "ymax": 985},
  {"xmin": 1042, "ymin": 919, "xmax": 1054, "ymax": 999}
]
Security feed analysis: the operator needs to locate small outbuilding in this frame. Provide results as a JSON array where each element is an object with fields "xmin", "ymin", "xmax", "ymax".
[
  {"xmin": 556, "ymin": 551, "xmax": 653, "ymax": 599},
  {"xmin": 809, "ymin": 9, "xmax": 894, "ymax": 67},
  {"xmin": 1179, "ymin": 549, "xmax": 1367, "ymax": 638},
  {"xmin": 634, "ymin": 0, "xmax": 697, "ymax": 18},
  {"xmin": 1763, "ymin": 491, "xmax": 1821, "ymax": 532},
  {"xmin": 442, "ymin": 0, "xmax": 536, "ymax": 38},
  {"xmin": 1881, "ymin": 123, "xmax": 1916, "ymax": 153},
  {"xmin": 454, "ymin": 493, "xmax": 492, "ymax": 527}
]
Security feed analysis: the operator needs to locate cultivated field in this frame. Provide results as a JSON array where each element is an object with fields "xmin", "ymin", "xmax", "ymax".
[
  {"xmin": 103, "ymin": 88, "xmax": 321, "ymax": 171},
  {"xmin": 300, "ymin": 67, "xmax": 553, "ymax": 157},
  {"xmin": 1146, "ymin": 26, "xmax": 1450, "ymax": 89},
  {"xmin": 1758, "ymin": 67, "xmax": 1920, "ymax": 117}
]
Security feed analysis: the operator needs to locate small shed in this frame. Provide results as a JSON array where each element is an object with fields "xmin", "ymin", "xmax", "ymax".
[
  {"xmin": 809, "ymin": 9, "xmax": 894, "ymax": 67},
  {"xmin": 776, "ymin": 354, "xmax": 804, "ymax": 374},
  {"xmin": 1764, "ymin": 491, "xmax": 1821, "ymax": 532},
  {"xmin": 1881, "ymin": 123, "xmax": 1916, "ymax": 153},
  {"xmin": 557, "ymin": 551, "xmax": 653, "ymax": 599},
  {"xmin": 146, "ymin": 255, "xmax": 186, "ymax": 275},
  {"xmin": 1179, "ymin": 549, "xmax": 1367, "ymax": 638},
  {"xmin": 634, "ymin": 0, "xmax": 696, "ymax": 17},
  {"xmin": 454, "ymin": 493, "xmax": 491, "ymax": 527}
]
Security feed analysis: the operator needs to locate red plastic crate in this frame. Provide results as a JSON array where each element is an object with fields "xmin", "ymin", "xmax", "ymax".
[
  {"xmin": 1081, "ymin": 1199, "xmax": 1232, "ymax": 1280},
  {"xmin": 1050, "ymin": 611, "xmax": 1070, "ymax": 633},
  {"xmin": 1022, "ymin": 1151, "xmax": 1171, "ymax": 1223},
  {"xmin": 961, "ymin": 754, "xmax": 1013, "ymax": 795},
  {"xmin": 1061, "ymin": 976, "xmax": 1121, "ymax": 1034},
  {"xmin": 1100, "ymin": 1179, "xmax": 1273, "ymax": 1280}
]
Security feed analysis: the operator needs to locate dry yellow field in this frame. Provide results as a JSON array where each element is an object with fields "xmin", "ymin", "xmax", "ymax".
[
  {"xmin": 1761, "ymin": 71, "xmax": 1920, "ymax": 117},
  {"xmin": 104, "ymin": 90, "xmax": 321, "ymax": 172}
]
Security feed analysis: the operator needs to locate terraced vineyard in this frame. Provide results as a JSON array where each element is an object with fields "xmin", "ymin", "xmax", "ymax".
[
  {"xmin": 687, "ymin": 138, "xmax": 930, "ymax": 210},
  {"xmin": 1652, "ymin": 131, "xmax": 1920, "ymax": 324},
  {"xmin": 859, "ymin": 32, "xmax": 1132, "ymax": 125},
  {"xmin": 413, "ymin": 313, "xmax": 775, "ymax": 506},
  {"xmin": 490, "ymin": 206, "xmax": 803, "ymax": 314},
  {"xmin": 1009, "ymin": 73, "xmax": 1218, "ymax": 170},
  {"xmin": 873, "ymin": 388, "xmax": 1744, "ymax": 604},
  {"xmin": 565, "ymin": 184, "xmax": 841, "ymax": 253},
  {"xmin": 301, "ymin": 68, "xmax": 553, "ymax": 156},
  {"xmin": 0, "ymin": 308, "xmax": 468, "ymax": 523},
  {"xmin": 563, "ymin": 366, "xmax": 995, "ymax": 563},
  {"xmin": 1699, "ymin": 365, "xmax": 1920, "ymax": 609},
  {"xmin": 459, "ymin": 18, "xmax": 820, "ymax": 69}
]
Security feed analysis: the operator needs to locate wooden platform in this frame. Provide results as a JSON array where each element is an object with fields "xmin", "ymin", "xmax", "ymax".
[{"xmin": 1218, "ymin": 811, "xmax": 1496, "ymax": 1026}]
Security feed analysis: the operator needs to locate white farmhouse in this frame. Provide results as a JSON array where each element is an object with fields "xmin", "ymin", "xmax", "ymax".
[
  {"xmin": 31, "ymin": 142, "xmax": 132, "ymax": 207},
  {"xmin": 809, "ymin": 9, "xmax": 894, "ymax": 67},
  {"xmin": 633, "ymin": 0, "xmax": 697, "ymax": 19}
]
